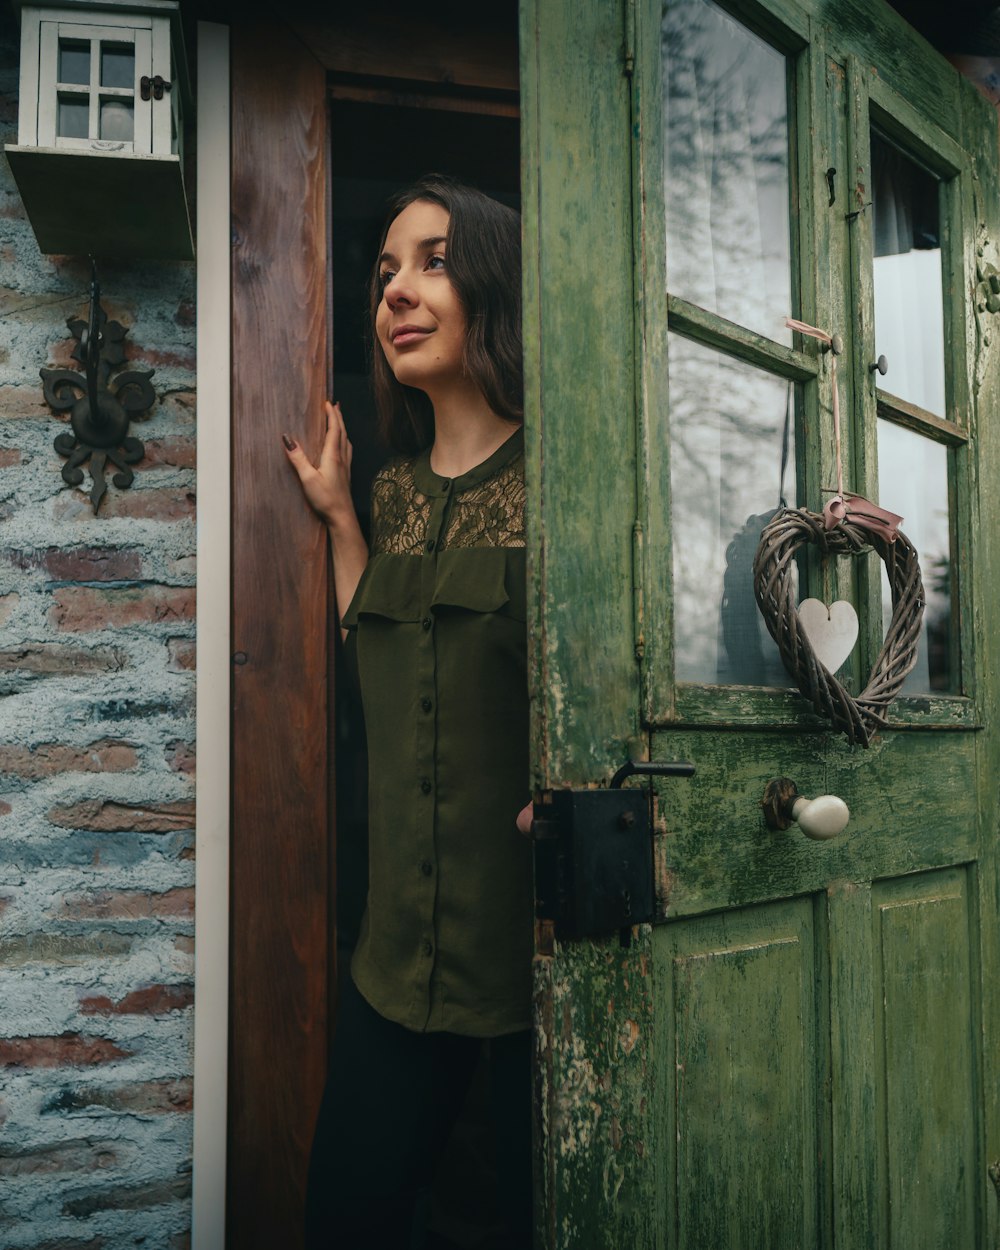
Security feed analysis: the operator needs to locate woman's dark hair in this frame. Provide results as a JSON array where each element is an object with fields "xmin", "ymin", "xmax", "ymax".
[{"xmin": 368, "ymin": 175, "xmax": 523, "ymax": 456}]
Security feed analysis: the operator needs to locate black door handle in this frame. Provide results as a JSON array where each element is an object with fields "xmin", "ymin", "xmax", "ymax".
[{"xmin": 610, "ymin": 758, "xmax": 696, "ymax": 788}]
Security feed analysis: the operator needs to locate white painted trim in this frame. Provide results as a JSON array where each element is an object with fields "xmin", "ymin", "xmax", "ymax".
[{"xmin": 192, "ymin": 20, "xmax": 229, "ymax": 1250}]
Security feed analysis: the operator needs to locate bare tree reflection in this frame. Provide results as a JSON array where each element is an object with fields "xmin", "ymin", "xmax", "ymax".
[
  {"xmin": 664, "ymin": 0, "xmax": 799, "ymax": 685},
  {"xmin": 663, "ymin": 0, "xmax": 791, "ymax": 343},
  {"xmin": 925, "ymin": 554, "xmax": 951, "ymax": 691},
  {"xmin": 669, "ymin": 337, "xmax": 798, "ymax": 685},
  {"xmin": 877, "ymin": 421, "xmax": 953, "ymax": 694}
]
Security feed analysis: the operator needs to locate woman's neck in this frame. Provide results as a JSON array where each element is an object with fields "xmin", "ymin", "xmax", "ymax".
[{"xmin": 426, "ymin": 379, "xmax": 519, "ymax": 478}]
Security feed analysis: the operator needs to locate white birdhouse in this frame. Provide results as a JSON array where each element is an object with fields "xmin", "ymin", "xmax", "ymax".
[{"xmin": 4, "ymin": 0, "xmax": 193, "ymax": 259}]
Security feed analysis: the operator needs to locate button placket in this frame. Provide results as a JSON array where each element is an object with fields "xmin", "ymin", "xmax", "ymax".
[{"xmin": 413, "ymin": 484, "xmax": 452, "ymax": 995}]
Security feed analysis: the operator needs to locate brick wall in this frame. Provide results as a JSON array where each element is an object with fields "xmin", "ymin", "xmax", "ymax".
[{"xmin": 0, "ymin": 9, "xmax": 196, "ymax": 1248}]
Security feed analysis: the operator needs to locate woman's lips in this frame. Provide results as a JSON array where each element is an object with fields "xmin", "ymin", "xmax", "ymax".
[{"xmin": 391, "ymin": 327, "xmax": 433, "ymax": 346}]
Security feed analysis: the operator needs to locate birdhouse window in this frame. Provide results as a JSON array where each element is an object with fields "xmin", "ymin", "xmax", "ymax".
[{"xmin": 39, "ymin": 23, "xmax": 151, "ymax": 152}]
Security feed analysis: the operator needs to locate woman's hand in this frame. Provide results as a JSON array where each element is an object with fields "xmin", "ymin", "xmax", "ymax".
[
  {"xmin": 282, "ymin": 400, "xmax": 369, "ymax": 637},
  {"xmin": 516, "ymin": 801, "xmax": 534, "ymax": 837},
  {"xmin": 283, "ymin": 400, "xmax": 355, "ymax": 529}
]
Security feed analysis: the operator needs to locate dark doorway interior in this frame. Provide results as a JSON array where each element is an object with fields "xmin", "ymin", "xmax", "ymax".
[
  {"xmin": 329, "ymin": 89, "xmax": 520, "ymax": 951},
  {"xmin": 329, "ymin": 88, "xmax": 521, "ymax": 1249}
]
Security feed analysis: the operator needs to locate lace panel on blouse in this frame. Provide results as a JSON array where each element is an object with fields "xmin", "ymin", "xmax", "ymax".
[{"xmin": 370, "ymin": 453, "xmax": 526, "ymax": 554}]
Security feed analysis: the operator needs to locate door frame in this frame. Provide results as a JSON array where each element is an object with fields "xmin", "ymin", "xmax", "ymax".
[
  {"xmin": 220, "ymin": 13, "xmax": 521, "ymax": 1248},
  {"xmin": 227, "ymin": 18, "xmax": 331, "ymax": 1248}
]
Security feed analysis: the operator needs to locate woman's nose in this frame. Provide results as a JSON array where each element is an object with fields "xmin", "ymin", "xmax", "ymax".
[{"xmin": 385, "ymin": 280, "xmax": 415, "ymax": 311}]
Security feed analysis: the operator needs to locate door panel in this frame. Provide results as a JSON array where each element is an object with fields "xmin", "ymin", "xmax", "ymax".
[
  {"xmin": 656, "ymin": 897, "xmax": 827, "ymax": 1249},
  {"xmin": 652, "ymin": 730, "xmax": 977, "ymax": 917},
  {"xmin": 874, "ymin": 867, "xmax": 980, "ymax": 1247}
]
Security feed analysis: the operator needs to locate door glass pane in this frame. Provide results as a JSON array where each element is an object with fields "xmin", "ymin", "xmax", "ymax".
[
  {"xmin": 662, "ymin": 0, "xmax": 792, "ymax": 344},
  {"xmin": 877, "ymin": 420, "xmax": 953, "ymax": 692},
  {"xmin": 58, "ymin": 39, "xmax": 90, "ymax": 85},
  {"xmin": 57, "ymin": 95, "xmax": 89, "ymax": 139},
  {"xmin": 871, "ymin": 131, "xmax": 945, "ymax": 415},
  {"xmin": 100, "ymin": 98, "xmax": 133, "ymax": 142},
  {"xmin": 670, "ymin": 334, "xmax": 799, "ymax": 685},
  {"xmin": 100, "ymin": 43, "xmax": 134, "ymax": 90}
]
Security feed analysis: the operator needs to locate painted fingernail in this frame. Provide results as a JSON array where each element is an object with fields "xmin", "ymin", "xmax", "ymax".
[{"xmin": 282, "ymin": 434, "xmax": 296, "ymax": 450}]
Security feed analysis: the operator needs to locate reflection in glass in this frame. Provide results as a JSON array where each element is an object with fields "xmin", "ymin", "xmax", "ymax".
[
  {"xmin": 670, "ymin": 334, "xmax": 799, "ymax": 685},
  {"xmin": 58, "ymin": 40, "xmax": 90, "ymax": 86},
  {"xmin": 878, "ymin": 420, "xmax": 953, "ymax": 692},
  {"xmin": 100, "ymin": 43, "xmax": 134, "ymax": 90},
  {"xmin": 662, "ymin": 0, "xmax": 792, "ymax": 343},
  {"xmin": 99, "ymin": 98, "xmax": 133, "ymax": 142},
  {"xmin": 871, "ymin": 131, "xmax": 945, "ymax": 414},
  {"xmin": 57, "ymin": 95, "xmax": 89, "ymax": 139}
]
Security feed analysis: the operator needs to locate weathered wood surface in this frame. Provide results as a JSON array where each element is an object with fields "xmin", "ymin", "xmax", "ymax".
[
  {"xmin": 522, "ymin": 0, "xmax": 639, "ymax": 791},
  {"xmin": 229, "ymin": 22, "xmax": 329, "ymax": 1248},
  {"xmin": 827, "ymin": 880, "xmax": 877, "ymax": 1247},
  {"xmin": 667, "ymin": 294, "xmax": 819, "ymax": 383},
  {"xmin": 654, "ymin": 897, "xmax": 828, "ymax": 1248},
  {"xmin": 533, "ymin": 931, "xmax": 658, "ymax": 1250},
  {"xmin": 874, "ymin": 868, "xmax": 979, "ymax": 1246},
  {"xmin": 652, "ymin": 728, "xmax": 978, "ymax": 917},
  {"xmin": 522, "ymin": 0, "xmax": 652, "ymax": 1244},
  {"xmin": 670, "ymin": 682, "xmax": 976, "ymax": 729},
  {"xmin": 527, "ymin": 0, "xmax": 999, "ymax": 1245},
  {"xmin": 876, "ymin": 392, "xmax": 969, "ymax": 444},
  {"xmin": 963, "ymin": 70, "xmax": 1000, "ymax": 1250},
  {"xmin": 289, "ymin": 12, "xmax": 518, "ymax": 92}
]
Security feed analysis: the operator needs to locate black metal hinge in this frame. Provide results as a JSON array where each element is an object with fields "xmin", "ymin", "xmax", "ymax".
[{"xmin": 533, "ymin": 760, "xmax": 694, "ymax": 940}]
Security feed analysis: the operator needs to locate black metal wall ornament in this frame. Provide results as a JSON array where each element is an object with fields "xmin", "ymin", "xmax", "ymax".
[{"xmin": 41, "ymin": 259, "xmax": 156, "ymax": 514}]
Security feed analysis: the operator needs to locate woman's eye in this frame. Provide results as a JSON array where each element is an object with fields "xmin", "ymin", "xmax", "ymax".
[
  {"xmin": 378, "ymin": 269, "xmax": 395, "ymax": 288},
  {"xmin": 427, "ymin": 255, "xmax": 446, "ymax": 271}
]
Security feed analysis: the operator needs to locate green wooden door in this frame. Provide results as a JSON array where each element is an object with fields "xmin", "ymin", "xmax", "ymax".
[{"xmin": 521, "ymin": 0, "xmax": 1000, "ymax": 1246}]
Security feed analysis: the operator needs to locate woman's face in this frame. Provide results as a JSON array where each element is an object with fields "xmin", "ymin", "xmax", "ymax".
[{"xmin": 375, "ymin": 200, "xmax": 467, "ymax": 393}]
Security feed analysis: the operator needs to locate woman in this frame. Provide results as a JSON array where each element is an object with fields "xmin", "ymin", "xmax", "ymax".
[{"xmin": 284, "ymin": 176, "xmax": 533, "ymax": 1248}]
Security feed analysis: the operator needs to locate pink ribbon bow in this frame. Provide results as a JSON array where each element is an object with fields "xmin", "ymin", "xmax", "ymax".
[{"xmin": 823, "ymin": 493, "xmax": 903, "ymax": 542}]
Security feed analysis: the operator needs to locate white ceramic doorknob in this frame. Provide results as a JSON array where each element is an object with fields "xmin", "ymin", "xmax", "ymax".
[
  {"xmin": 790, "ymin": 793, "xmax": 850, "ymax": 840},
  {"xmin": 761, "ymin": 777, "xmax": 850, "ymax": 840}
]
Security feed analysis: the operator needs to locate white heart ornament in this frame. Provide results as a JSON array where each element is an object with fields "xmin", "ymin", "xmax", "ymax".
[{"xmin": 797, "ymin": 599, "xmax": 859, "ymax": 674}]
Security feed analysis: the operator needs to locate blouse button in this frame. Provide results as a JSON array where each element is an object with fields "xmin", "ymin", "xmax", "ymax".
[
  {"xmin": 420, "ymin": 697, "xmax": 432, "ymax": 713},
  {"xmin": 426, "ymin": 539, "xmax": 435, "ymax": 553},
  {"xmin": 422, "ymin": 939, "xmax": 434, "ymax": 957},
  {"xmin": 422, "ymin": 617, "xmax": 432, "ymax": 631},
  {"xmin": 441, "ymin": 479, "xmax": 451, "ymax": 492},
  {"xmin": 420, "ymin": 778, "xmax": 432, "ymax": 795},
  {"xmin": 420, "ymin": 860, "xmax": 433, "ymax": 877}
]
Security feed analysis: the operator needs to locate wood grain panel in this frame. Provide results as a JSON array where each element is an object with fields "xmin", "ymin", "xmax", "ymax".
[
  {"xmin": 522, "ymin": 0, "xmax": 650, "ymax": 1244},
  {"xmin": 651, "ymin": 728, "xmax": 977, "ymax": 918},
  {"xmin": 874, "ymin": 869, "xmax": 979, "ymax": 1248},
  {"xmin": 229, "ymin": 21, "xmax": 330, "ymax": 1247},
  {"xmin": 656, "ymin": 897, "xmax": 826, "ymax": 1249},
  {"xmin": 289, "ymin": 13, "xmax": 517, "ymax": 91}
]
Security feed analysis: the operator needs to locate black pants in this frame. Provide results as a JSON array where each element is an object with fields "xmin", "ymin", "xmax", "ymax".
[{"xmin": 304, "ymin": 973, "xmax": 532, "ymax": 1249}]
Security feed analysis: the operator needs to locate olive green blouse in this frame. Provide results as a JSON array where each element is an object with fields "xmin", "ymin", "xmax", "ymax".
[{"xmin": 343, "ymin": 426, "xmax": 533, "ymax": 1037}]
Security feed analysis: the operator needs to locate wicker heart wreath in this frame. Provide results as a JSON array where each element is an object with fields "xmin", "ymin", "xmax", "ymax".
[{"xmin": 752, "ymin": 507, "xmax": 924, "ymax": 747}]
